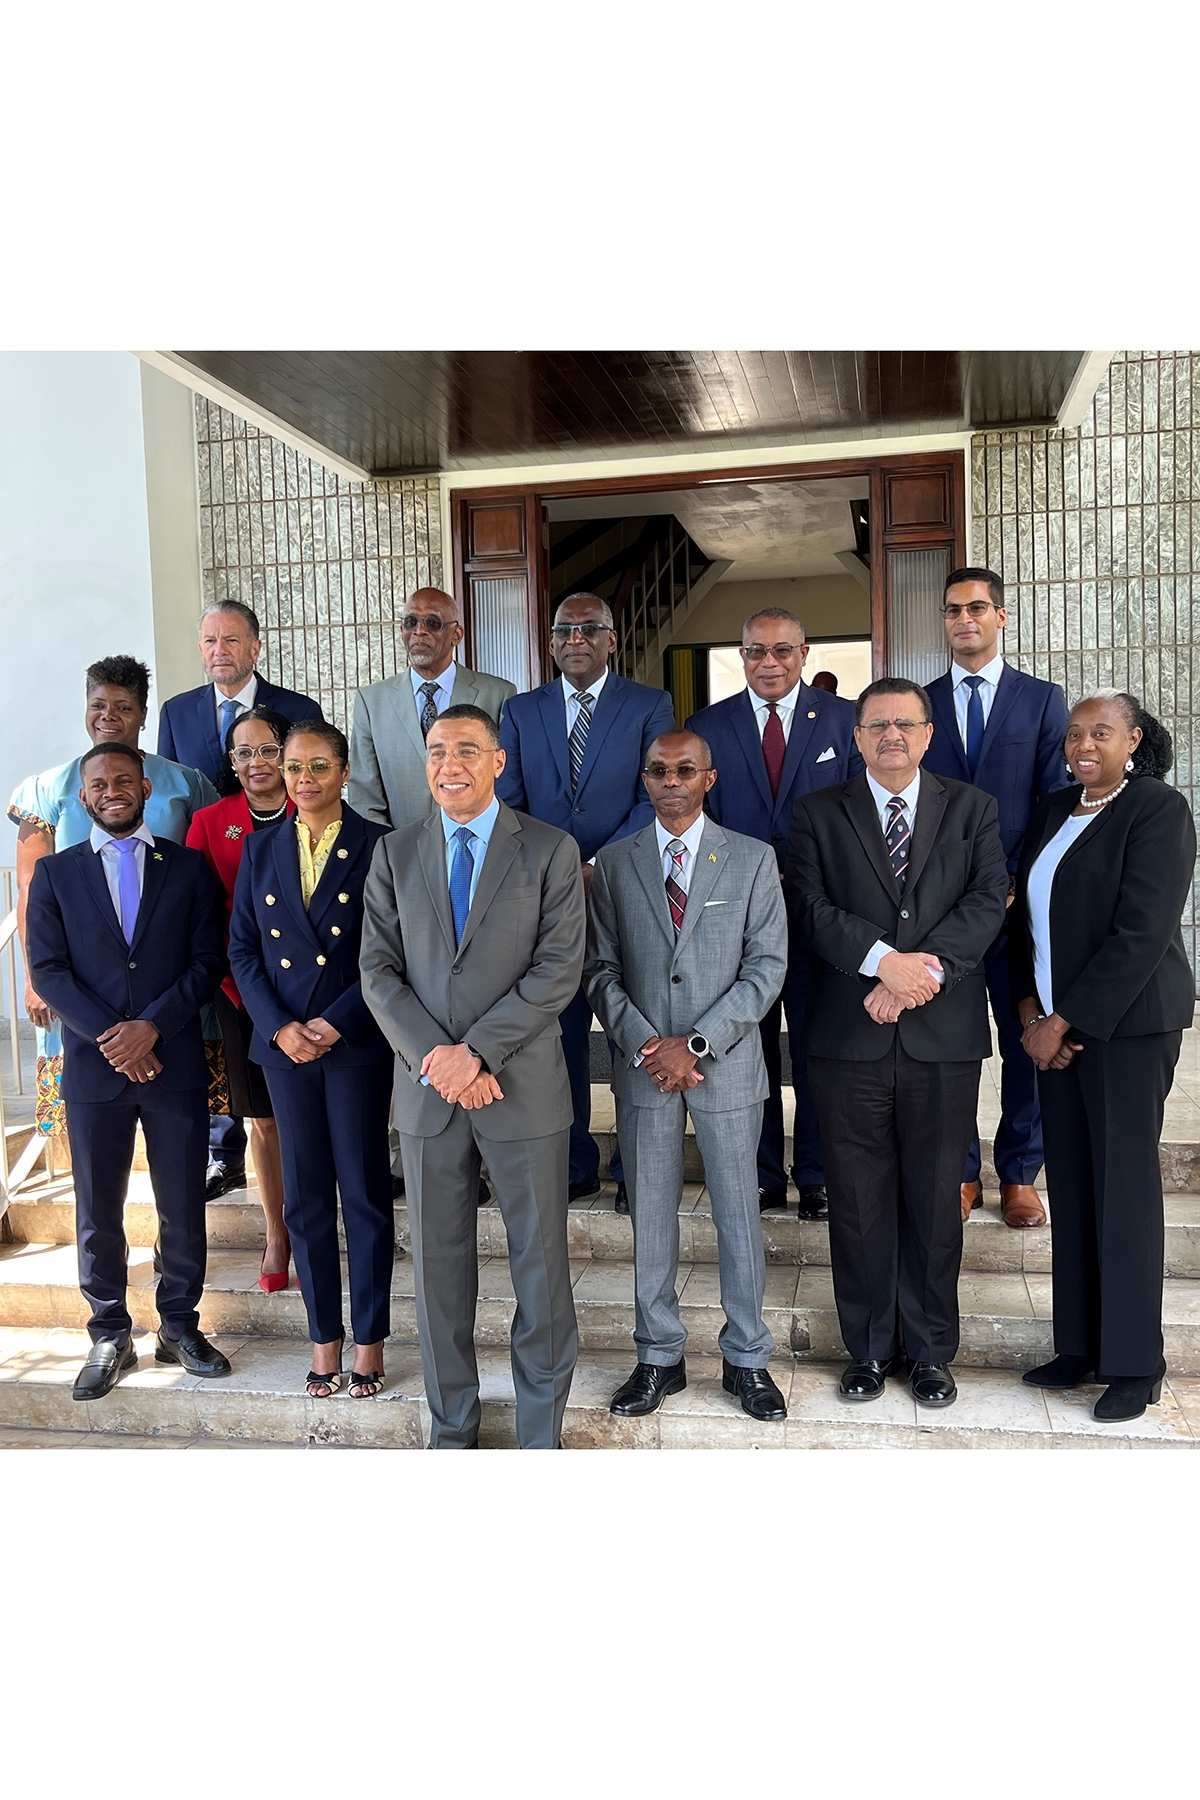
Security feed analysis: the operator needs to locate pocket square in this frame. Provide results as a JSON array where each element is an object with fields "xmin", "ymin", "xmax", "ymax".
[
  {"xmin": 703, "ymin": 900, "xmax": 729, "ymax": 906},
  {"xmin": 816, "ymin": 746, "xmax": 836, "ymax": 763}
]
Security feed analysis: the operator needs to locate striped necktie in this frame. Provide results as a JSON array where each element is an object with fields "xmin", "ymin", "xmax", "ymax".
[
  {"xmin": 665, "ymin": 838, "xmax": 688, "ymax": 933},
  {"xmin": 885, "ymin": 796, "xmax": 910, "ymax": 892},
  {"xmin": 568, "ymin": 691, "xmax": 594, "ymax": 794}
]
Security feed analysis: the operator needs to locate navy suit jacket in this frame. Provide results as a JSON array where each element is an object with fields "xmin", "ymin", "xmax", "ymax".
[
  {"xmin": 922, "ymin": 663, "xmax": 1070, "ymax": 872},
  {"xmin": 228, "ymin": 804, "xmax": 392, "ymax": 1070},
  {"xmin": 686, "ymin": 682, "xmax": 863, "ymax": 869},
  {"xmin": 496, "ymin": 672, "xmax": 677, "ymax": 861},
  {"xmin": 26, "ymin": 838, "xmax": 224, "ymax": 1101},
  {"xmin": 158, "ymin": 678, "xmax": 324, "ymax": 787}
]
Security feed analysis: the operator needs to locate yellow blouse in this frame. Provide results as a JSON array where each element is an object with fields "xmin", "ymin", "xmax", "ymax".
[{"xmin": 295, "ymin": 817, "xmax": 342, "ymax": 908}]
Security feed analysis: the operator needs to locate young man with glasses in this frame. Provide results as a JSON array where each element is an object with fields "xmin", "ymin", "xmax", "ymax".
[
  {"xmin": 349, "ymin": 588, "xmax": 517, "ymax": 832},
  {"xmin": 687, "ymin": 607, "xmax": 861, "ymax": 1217},
  {"xmin": 922, "ymin": 568, "xmax": 1069, "ymax": 1229},
  {"xmin": 786, "ymin": 679, "xmax": 1009, "ymax": 1409},
  {"xmin": 497, "ymin": 593, "xmax": 676, "ymax": 1205}
]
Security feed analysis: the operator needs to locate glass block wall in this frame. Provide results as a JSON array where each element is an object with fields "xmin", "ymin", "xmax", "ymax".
[
  {"xmin": 971, "ymin": 350, "xmax": 1200, "ymax": 977},
  {"xmin": 194, "ymin": 397, "xmax": 442, "ymax": 735}
]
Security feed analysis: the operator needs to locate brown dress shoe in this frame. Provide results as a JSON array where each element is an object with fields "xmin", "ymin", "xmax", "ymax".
[
  {"xmin": 960, "ymin": 1181, "xmax": 983, "ymax": 1223},
  {"xmin": 1000, "ymin": 1183, "xmax": 1046, "ymax": 1228}
]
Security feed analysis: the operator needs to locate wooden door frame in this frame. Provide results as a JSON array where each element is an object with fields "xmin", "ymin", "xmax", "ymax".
[{"xmin": 451, "ymin": 449, "xmax": 966, "ymax": 685}]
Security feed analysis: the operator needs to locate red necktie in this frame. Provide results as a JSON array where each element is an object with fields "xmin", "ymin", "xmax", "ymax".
[
  {"xmin": 762, "ymin": 702, "xmax": 785, "ymax": 799},
  {"xmin": 665, "ymin": 839, "xmax": 687, "ymax": 933}
]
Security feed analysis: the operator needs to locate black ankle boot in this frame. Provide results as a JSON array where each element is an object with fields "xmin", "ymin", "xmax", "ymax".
[
  {"xmin": 1093, "ymin": 1358, "xmax": 1166, "ymax": 1423},
  {"xmin": 1022, "ymin": 1353, "xmax": 1095, "ymax": 1389}
]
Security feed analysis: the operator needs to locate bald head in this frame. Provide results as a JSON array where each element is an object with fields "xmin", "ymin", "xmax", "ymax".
[
  {"xmin": 642, "ymin": 729, "xmax": 717, "ymax": 832},
  {"xmin": 402, "ymin": 587, "xmax": 463, "ymax": 677}
]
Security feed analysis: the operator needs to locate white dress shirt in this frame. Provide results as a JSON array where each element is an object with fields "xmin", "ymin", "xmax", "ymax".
[
  {"xmin": 858, "ymin": 770, "xmax": 943, "ymax": 984},
  {"xmin": 950, "ymin": 653, "xmax": 1004, "ymax": 749},
  {"xmin": 655, "ymin": 813, "xmax": 706, "ymax": 896},
  {"xmin": 562, "ymin": 667, "xmax": 608, "ymax": 729},
  {"xmin": 411, "ymin": 662, "xmax": 457, "ymax": 716},
  {"xmin": 748, "ymin": 680, "xmax": 801, "ymax": 743},
  {"xmin": 1026, "ymin": 812, "xmax": 1097, "ymax": 1016},
  {"xmin": 89, "ymin": 820, "xmax": 155, "ymax": 920},
  {"xmin": 214, "ymin": 674, "xmax": 258, "ymax": 728}
]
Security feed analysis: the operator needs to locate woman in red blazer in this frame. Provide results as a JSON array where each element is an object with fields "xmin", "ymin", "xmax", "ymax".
[{"xmin": 187, "ymin": 705, "xmax": 299, "ymax": 1291}]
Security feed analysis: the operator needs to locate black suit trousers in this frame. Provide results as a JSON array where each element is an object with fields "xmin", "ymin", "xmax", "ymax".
[
  {"xmin": 67, "ymin": 1084, "xmax": 209, "ymax": 1343},
  {"xmin": 1037, "ymin": 1031, "xmax": 1180, "ymax": 1380},
  {"xmin": 808, "ymin": 1042, "xmax": 981, "ymax": 1364}
]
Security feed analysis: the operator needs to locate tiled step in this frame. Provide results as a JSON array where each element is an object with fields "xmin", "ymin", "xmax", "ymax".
[
  {"xmin": 10, "ymin": 1175, "xmax": 1200, "ymax": 1281},
  {"xmin": 0, "ymin": 1327, "xmax": 1196, "ymax": 1451},
  {"xmin": 3, "ymin": 1241, "xmax": 1199, "ymax": 1375}
]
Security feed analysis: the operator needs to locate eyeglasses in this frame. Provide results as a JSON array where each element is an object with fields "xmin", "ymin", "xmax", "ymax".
[
  {"xmin": 551, "ymin": 622, "xmax": 610, "ymax": 640},
  {"xmin": 230, "ymin": 743, "xmax": 283, "ymax": 765},
  {"xmin": 400, "ymin": 614, "xmax": 452, "ymax": 632},
  {"xmin": 941, "ymin": 601, "xmax": 998, "ymax": 620},
  {"xmin": 741, "ymin": 643, "xmax": 803, "ymax": 662},
  {"xmin": 644, "ymin": 762, "xmax": 707, "ymax": 779},
  {"xmin": 858, "ymin": 718, "xmax": 928, "ymax": 735},
  {"xmin": 282, "ymin": 758, "xmax": 337, "ymax": 776},
  {"xmin": 426, "ymin": 744, "xmax": 487, "ymax": 764}
]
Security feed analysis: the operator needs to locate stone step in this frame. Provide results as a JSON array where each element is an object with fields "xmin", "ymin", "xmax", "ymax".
[
  {"xmin": 0, "ymin": 1326, "xmax": 1196, "ymax": 1451},
  {"xmin": 3, "ymin": 1241, "xmax": 1199, "ymax": 1375},
  {"xmin": 10, "ymin": 1174, "xmax": 1200, "ymax": 1281}
]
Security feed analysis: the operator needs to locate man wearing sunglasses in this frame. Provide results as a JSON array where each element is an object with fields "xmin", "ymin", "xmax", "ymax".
[
  {"xmin": 687, "ymin": 607, "xmax": 861, "ymax": 1219},
  {"xmin": 496, "ymin": 592, "xmax": 676, "ymax": 1207},
  {"xmin": 349, "ymin": 588, "xmax": 516, "ymax": 832},
  {"xmin": 922, "ymin": 567, "xmax": 1069, "ymax": 1230}
]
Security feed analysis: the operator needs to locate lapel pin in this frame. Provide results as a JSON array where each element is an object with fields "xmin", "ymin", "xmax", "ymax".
[
  {"xmin": 152, "ymin": 851, "xmax": 163, "ymax": 861},
  {"xmin": 337, "ymin": 847, "xmax": 349, "ymax": 858},
  {"xmin": 708, "ymin": 852, "xmax": 717, "ymax": 861},
  {"xmin": 225, "ymin": 824, "xmax": 244, "ymax": 839},
  {"xmin": 808, "ymin": 710, "xmax": 817, "ymax": 718}
]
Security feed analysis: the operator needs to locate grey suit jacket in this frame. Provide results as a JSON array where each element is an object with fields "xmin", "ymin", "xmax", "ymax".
[
  {"xmin": 585, "ymin": 818, "xmax": 787, "ymax": 1112},
  {"xmin": 348, "ymin": 666, "xmax": 518, "ymax": 829},
  {"xmin": 360, "ymin": 801, "xmax": 585, "ymax": 1141}
]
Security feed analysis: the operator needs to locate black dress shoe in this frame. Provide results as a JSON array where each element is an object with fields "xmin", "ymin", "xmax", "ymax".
[
  {"xmin": 610, "ymin": 1359, "xmax": 686, "ymax": 1415},
  {"xmin": 568, "ymin": 1177, "xmax": 602, "ymax": 1203},
  {"xmin": 910, "ymin": 1362, "xmax": 957, "ymax": 1408},
  {"xmin": 614, "ymin": 1182, "xmax": 630, "ymax": 1214},
  {"xmin": 839, "ymin": 1357, "xmax": 901, "ymax": 1402},
  {"xmin": 205, "ymin": 1165, "xmax": 246, "ymax": 1201},
  {"xmin": 758, "ymin": 1187, "xmax": 788, "ymax": 1212},
  {"xmin": 73, "ymin": 1338, "xmax": 138, "ymax": 1401},
  {"xmin": 1093, "ymin": 1358, "xmax": 1166, "ymax": 1422},
  {"xmin": 391, "ymin": 1171, "xmax": 406, "ymax": 1199},
  {"xmin": 155, "ymin": 1329, "xmax": 231, "ymax": 1378},
  {"xmin": 722, "ymin": 1360, "xmax": 787, "ymax": 1420},
  {"xmin": 477, "ymin": 1178, "xmax": 491, "ymax": 1207},
  {"xmin": 1022, "ymin": 1353, "xmax": 1096, "ymax": 1389},
  {"xmin": 795, "ymin": 1183, "xmax": 829, "ymax": 1220}
]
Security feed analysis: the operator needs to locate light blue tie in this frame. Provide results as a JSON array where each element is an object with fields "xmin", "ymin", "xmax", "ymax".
[
  {"xmin": 449, "ymin": 827, "xmax": 475, "ymax": 946},
  {"xmin": 219, "ymin": 697, "xmax": 240, "ymax": 747},
  {"xmin": 963, "ymin": 674, "xmax": 985, "ymax": 777},
  {"xmin": 112, "ymin": 837, "xmax": 141, "ymax": 943}
]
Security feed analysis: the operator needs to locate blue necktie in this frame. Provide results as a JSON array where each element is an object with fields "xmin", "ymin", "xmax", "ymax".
[
  {"xmin": 112, "ymin": 837, "xmax": 141, "ymax": 943},
  {"xmin": 219, "ymin": 697, "xmax": 240, "ymax": 748},
  {"xmin": 449, "ymin": 826, "xmax": 475, "ymax": 945},
  {"xmin": 963, "ymin": 674, "xmax": 985, "ymax": 776}
]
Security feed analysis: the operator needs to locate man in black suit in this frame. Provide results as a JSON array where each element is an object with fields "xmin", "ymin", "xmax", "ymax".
[
  {"xmin": 26, "ymin": 743, "xmax": 230, "ymax": 1401},
  {"xmin": 786, "ymin": 678, "xmax": 1009, "ymax": 1408},
  {"xmin": 157, "ymin": 599, "xmax": 323, "ymax": 1197}
]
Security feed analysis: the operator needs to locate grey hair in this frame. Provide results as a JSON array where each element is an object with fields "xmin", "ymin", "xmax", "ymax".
[
  {"xmin": 555, "ymin": 592, "xmax": 614, "ymax": 629},
  {"xmin": 743, "ymin": 605, "xmax": 806, "ymax": 639},
  {"xmin": 200, "ymin": 599, "xmax": 261, "ymax": 638}
]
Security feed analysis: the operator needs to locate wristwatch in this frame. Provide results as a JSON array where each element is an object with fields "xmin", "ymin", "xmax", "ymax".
[
  {"xmin": 686, "ymin": 1032, "xmax": 711, "ymax": 1060},
  {"xmin": 465, "ymin": 1042, "xmax": 489, "ymax": 1072}
]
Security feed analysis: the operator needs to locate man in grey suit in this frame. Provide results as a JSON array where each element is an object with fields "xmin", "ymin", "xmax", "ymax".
[
  {"xmin": 585, "ymin": 729, "xmax": 789, "ymax": 1421},
  {"xmin": 360, "ymin": 703, "xmax": 585, "ymax": 1449},
  {"xmin": 349, "ymin": 588, "xmax": 517, "ymax": 829}
]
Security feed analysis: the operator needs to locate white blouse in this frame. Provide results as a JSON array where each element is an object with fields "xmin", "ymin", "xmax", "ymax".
[{"xmin": 1026, "ymin": 811, "xmax": 1099, "ymax": 1016}]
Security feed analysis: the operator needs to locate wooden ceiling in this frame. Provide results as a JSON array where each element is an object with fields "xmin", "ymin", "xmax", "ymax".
[{"xmin": 174, "ymin": 349, "xmax": 1087, "ymax": 477}]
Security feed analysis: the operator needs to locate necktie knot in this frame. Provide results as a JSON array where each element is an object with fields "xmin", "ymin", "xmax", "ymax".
[
  {"xmin": 112, "ymin": 836, "xmax": 138, "ymax": 854},
  {"xmin": 963, "ymin": 674, "xmax": 984, "ymax": 690}
]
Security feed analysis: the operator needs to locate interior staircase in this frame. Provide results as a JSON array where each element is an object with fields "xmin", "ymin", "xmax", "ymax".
[{"xmin": 2, "ymin": 1116, "xmax": 1198, "ymax": 1450}]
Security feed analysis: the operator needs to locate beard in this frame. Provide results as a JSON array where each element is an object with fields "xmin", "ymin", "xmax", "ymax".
[{"xmin": 84, "ymin": 798, "xmax": 146, "ymax": 835}]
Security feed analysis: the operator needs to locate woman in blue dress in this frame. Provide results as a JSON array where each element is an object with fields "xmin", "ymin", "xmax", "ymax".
[{"xmin": 8, "ymin": 654, "xmax": 217, "ymax": 1140}]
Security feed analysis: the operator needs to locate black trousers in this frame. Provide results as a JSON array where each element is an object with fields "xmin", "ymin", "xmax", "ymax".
[
  {"xmin": 808, "ymin": 1042, "xmax": 981, "ymax": 1364},
  {"xmin": 1038, "ymin": 1031, "xmax": 1180, "ymax": 1381},
  {"xmin": 758, "ymin": 949, "xmax": 823, "ymax": 1190},
  {"xmin": 266, "ymin": 1056, "xmax": 394, "ymax": 1347},
  {"xmin": 66, "ymin": 1084, "xmax": 209, "ymax": 1344}
]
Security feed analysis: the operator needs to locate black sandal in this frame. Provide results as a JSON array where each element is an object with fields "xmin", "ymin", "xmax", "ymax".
[
  {"xmin": 347, "ymin": 1369, "xmax": 384, "ymax": 1398},
  {"xmin": 305, "ymin": 1335, "xmax": 344, "ymax": 1398}
]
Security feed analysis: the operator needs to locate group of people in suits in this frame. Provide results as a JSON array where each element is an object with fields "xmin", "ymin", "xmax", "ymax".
[{"xmin": 17, "ymin": 564, "xmax": 1195, "ymax": 1438}]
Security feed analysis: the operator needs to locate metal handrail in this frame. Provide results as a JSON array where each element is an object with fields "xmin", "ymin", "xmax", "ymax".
[{"xmin": 0, "ymin": 867, "xmax": 50, "ymax": 1215}]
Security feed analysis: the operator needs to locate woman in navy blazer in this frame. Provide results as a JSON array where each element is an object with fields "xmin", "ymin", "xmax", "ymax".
[{"xmin": 229, "ymin": 720, "xmax": 394, "ymax": 1399}]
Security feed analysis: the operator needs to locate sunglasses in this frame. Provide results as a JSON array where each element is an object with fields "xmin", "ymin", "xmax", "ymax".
[
  {"xmin": 400, "ymin": 614, "xmax": 453, "ymax": 632},
  {"xmin": 551, "ymin": 623, "xmax": 610, "ymax": 640},
  {"xmin": 283, "ymin": 758, "xmax": 338, "ymax": 776}
]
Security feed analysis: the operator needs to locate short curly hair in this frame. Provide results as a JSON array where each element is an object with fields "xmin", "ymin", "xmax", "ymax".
[
  {"xmin": 86, "ymin": 655, "xmax": 151, "ymax": 710},
  {"xmin": 1073, "ymin": 690, "xmax": 1174, "ymax": 781}
]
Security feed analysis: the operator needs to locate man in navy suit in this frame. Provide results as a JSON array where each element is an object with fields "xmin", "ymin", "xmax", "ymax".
[
  {"xmin": 26, "ymin": 743, "xmax": 229, "ymax": 1401},
  {"xmin": 497, "ymin": 592, "xmax": 676, "ymax": 1204},
  {"xmin": 157, "ymin": 599, "xmax": 323, "ymax": 1195},
  {"xmin": 923, "ymin": 567, "xmax": 1069, "ymax": 1229},
  {"xmin": 688, "ymin": 606, "xmax": 862, "ymax": 1215}
]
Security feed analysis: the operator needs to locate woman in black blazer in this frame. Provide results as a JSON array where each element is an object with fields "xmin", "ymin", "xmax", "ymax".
[
  {"xmin": 1009, "ymin": 692, "xmax": 1195, "ymax": 1422},
  {"xmin": 229, "ymin": 721, "xmax": 395, "ymax": 1400}
]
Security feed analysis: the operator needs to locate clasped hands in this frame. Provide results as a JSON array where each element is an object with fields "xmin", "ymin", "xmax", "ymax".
[
  {"xmin": 421, "ymin": 1042, "xmax": 504, "ymax": 1110},
  {"xmin": 640, "ymin": 1036, "xmax": 703, "ymax": 1093},
  {"xmin": 96, "ymin": 1019, "xmax": 162, "ymax": 1083},
  {"xmin": 1020, "ymin": 1010, "xmax": 1082, "ymax": 1071},
  {"xmin": 275, "ymin": 1017, "xmax": 342, "ymax": 1064},
  {"xmin": 863, "ymin": 950, "xmax": 943, "ymax": 1024}
]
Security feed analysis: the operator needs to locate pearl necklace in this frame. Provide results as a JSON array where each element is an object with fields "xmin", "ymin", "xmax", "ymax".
[
  {"xmin": 1078, "ymin": 777, "xmax": 1129, "ymax": 812},
  {"xmin": 248, "ymin": 801, "xmax": 288, "ymax": 824}
]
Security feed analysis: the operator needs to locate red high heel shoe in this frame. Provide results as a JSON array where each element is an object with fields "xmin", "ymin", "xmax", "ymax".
[{"xmin": 258, "ymin": 1250, "xmax": 290, "ymax": 1294}]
